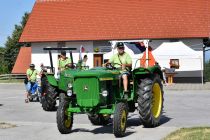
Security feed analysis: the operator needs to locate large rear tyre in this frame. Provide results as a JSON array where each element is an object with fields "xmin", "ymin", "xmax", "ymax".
[
  {"xmin": 113, "ymin": 102, "xmax": 128, "ymax": 137},
  {"xmin": 88, "ymin": 114, "xmax": 110, "ymax": 125},
  {"xmin": 41, "ymin": 77, "xmax": 57, "ymax": 111},
  {"xmin": 57, "ymin": 100, "xmax": 73, "ymax": 134},
  {"xmin": 137, "ymin": 77, "xmax": 164, "ymax": 127},
  {"xmin": 41, "ymin": 96, "xmax": 56, "ymax": 111},
  {"xmin": 59, "ymin": 93, "xmax": 66, "ymax": 103}
]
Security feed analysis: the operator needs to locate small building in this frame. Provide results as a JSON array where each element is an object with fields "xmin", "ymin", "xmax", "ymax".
[
  {"xmin": 12, "ymin": 47, "xmax": 31, "ymax": 74},
  {"xmin": 15, "ymin": 0, "xmax": 210, "ymax": 83}
]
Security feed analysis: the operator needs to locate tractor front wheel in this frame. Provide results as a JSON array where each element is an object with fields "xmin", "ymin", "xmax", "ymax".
[
  {"xmin": 113, "ymin": 102, "xmax": 128, "ymax": 137},
  {"xmin": 57, "ymin": 100, "xmax": 73, "ymax": 134},
  {"xmin": 137, "ymin": 77, "xmax": 164, "ymax": 127}
]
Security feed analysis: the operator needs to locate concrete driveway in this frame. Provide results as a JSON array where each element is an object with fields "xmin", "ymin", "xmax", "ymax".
[{"xmin": 0, "ymin": 83, "xmax": 210, "ymax": 140}]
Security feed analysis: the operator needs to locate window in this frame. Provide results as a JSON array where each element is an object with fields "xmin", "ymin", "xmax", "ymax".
[{"xmin": 170, "ymin": 59, "xmax": 179, "ymax": 69}]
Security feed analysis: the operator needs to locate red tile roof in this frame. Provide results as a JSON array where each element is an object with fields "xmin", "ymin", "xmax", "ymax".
[
  {"xmin": 12, "ymin": 47, "xmax": 31, "ymax": 74},
  {"xmin": 19, "ymin": 0, "xmax": 210, "ymax": 42}
]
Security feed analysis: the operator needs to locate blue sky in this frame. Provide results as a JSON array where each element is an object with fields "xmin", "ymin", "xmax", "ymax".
[
  {"xmin": 0, "ymin": 0, "xmax": 35, "ymax": 47},
  {"xmin": 0, "ymin": 0, "xmax": 210, "ymax": 61}
]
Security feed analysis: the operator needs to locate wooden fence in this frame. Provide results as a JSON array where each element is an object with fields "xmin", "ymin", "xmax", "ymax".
[{"xmin": 0, "ymin": 74, "xmax": 26, "ymax": 80}]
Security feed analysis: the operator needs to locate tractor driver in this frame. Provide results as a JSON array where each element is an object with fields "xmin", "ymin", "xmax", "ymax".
[
  {"xmin": 103, "ymin": 42, "xmax": 132, "ymax": 98},
  {"xmin": 57, "ymin": 50, "xmax": 72, "ymax": 72}
]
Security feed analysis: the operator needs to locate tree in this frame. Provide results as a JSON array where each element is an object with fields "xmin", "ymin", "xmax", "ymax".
[
  {"xmin": 0, "ymin": 47, "xmax": 8, "ymax": 74},
  {"xmin": 3, "ymin": 12, "xmax": 29, "ymax": 73},
  {"xmin": 204, "ymin": 60, "xmax": 210, "ymax": 82}
]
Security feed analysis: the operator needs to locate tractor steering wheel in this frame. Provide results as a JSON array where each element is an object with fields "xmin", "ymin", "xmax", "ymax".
[
  {"xmin": 105, "ymin": 63, "xmax": 121, "ymax": 70},
  {"xmin": 65, "ymin": 63, "xmax": 77, "ymax": 69}
]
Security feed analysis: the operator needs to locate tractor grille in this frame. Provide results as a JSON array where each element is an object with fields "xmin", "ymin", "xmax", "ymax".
[{"xmin": 74, "ymin": 77, "xmax": 99, "ymax": 107}]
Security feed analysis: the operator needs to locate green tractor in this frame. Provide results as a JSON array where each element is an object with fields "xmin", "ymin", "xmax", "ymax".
[
  {"xmin": 56, "ymin": 65, "xmax": 164, "ymax": 137},
  {"xmin": 40, "ymin": 47, "xmax": 79, "ymax": 111},
  {"xmin": 42, "ymin": 46, "xmax": 164, "ymax": 137}
]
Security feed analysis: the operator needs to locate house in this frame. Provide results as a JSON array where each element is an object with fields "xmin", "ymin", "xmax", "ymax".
[
  {"xmin": 15, "ymin": 0, "xmax": 210, "ymax": 83},
  {"xmin": 12, "ymin": 47, "xmax": 31, "ymax": 74}
]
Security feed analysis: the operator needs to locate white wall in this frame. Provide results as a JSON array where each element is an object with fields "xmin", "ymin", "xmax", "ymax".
[
  {"xmin": 150, "ymin": 39, "xmax": 203, "ymax": 73},
  {"xmin": 150, "ymin": 39, "xmax": 203, "ymax": 78},
  {"xmin": 65, "ymin": 41, "xmax": 94, "ymax": 68},
  {"xmin": 31, "ymin": 39, "xmax": 204, "ymax": 78},
  {"xmin": 32, "ymin": 42, "xmax": 57, "ymax": 72},
  {"xmin": 31, "ymin": 41, "xmax": 93, "ymax": 77}
]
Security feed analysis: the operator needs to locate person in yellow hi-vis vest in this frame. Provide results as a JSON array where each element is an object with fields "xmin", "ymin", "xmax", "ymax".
[
  {"xmin": 103, "ymin": 42, "xmax": 132, "ymax": 99},
  {"xmin": 57, "ymin": 51, "xmax": 72, "ymax": 78},
  {"xmin": 25, "ymin": 64, "xmax": 39, "ymax": 103}
]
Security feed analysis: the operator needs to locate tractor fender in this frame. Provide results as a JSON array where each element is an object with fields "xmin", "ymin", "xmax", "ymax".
[
  {"xmin": 133, "ymin": 66, "xmax": 164, "ymax": 80},
  {"xmin": 45, "ymin": 74, "xmax": 58, "ymax": 87},
  {"xmin": 148, "ymin": 67, "xmax": 164, "ymax": 80}
]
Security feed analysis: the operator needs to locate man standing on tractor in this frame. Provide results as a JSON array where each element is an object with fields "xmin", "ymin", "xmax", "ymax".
[
  {"xmin": 103, "ymin": 42, "xmax": 132, "ymax": 98},
  {"xmin": 57, "ymin": 50, "xmax": 72, "ymax": 72}
]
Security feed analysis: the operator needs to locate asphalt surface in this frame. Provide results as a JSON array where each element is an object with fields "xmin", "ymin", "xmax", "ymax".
[{"xmin": 0, "ymin": 83, "xmax": 210, "ymax": 140}]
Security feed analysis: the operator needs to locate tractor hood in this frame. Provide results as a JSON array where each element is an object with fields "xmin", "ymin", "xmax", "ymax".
[{"xmin": 63, "ymin": 67, "xmax": 121, "ymax": 80}]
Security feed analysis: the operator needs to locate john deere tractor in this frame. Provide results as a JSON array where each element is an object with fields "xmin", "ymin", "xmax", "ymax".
[
  {"xmin": 42, "ymin": 46, "xmax": 164, "ymax": 137},
  {"xmin": 56, "ymin": 66, "xmax": 163, "ymax": 137},
  {"xmin": 40, "ymin": 47, "xmax": 78, "ymax": 111},
  {"xmin": 40, "ymin": 47, "xmax": 89, "ymax": 111}
]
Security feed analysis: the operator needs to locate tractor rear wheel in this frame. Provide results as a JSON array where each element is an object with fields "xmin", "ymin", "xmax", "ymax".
[
  {"xmin": 137, "ymin": 77, "xmax": 164, "ymax": 127},
  {"xmin": 88, "ymin": 114, "xmax": 110, "ymax": 125},
  {"xmin": 57, "ymin": 100, "xmax": 73, "ymax": 134},
  {"xmin": 59, "ymin": 93, "xmax": 66, "ymax": 103},
  {"xmin": 41, "ymin": 77, "xmax": 57, "ymax": 111},
  {"xmin": 113, "ymin": 102, "xmax": 128, "ymax": 137}
]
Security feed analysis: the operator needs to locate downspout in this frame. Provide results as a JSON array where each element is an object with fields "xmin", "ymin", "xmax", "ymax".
[
  {"xmin": 143, "ymin": 40, "xmax": 149, "ymax": 68},
  {"xmin": 203, "ymin": 45, "xmax": 206, "ymax": 84}
]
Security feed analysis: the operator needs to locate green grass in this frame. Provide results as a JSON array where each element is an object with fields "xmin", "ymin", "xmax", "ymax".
[
  {"xmin": 163, "ymin": 127, "xmax": 210, "ymax": 140},
  {"xmin": 0, "ymin": 79, "xmax": 23, "ymax": 83}
]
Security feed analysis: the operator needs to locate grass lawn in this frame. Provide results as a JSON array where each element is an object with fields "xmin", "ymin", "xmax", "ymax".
[{"xmin": 163, "ymin": 127, "xmax": 210, "ymax": 140}]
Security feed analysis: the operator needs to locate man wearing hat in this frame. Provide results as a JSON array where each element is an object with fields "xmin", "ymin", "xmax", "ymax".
[
  {"xmin": 57, "ymin": 50, "xmax": 72, "ymax": 72},
  {"xmin": 25, "ymin": 64, "xmax": 39, "ymax": 103},
  {"xmin": 104, "ymin": 42, "xmax": 132, "ymax": 98}
]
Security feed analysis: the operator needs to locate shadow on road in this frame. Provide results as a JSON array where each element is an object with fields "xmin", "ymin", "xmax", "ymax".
[
  {"xmin": 0, "ymin": 104, "xmax": 3, "ymax": 107},
  {"xmin": 127, "ymin": 113, "xmax": 141, "ymax": 127},
  {"xmin": 127, "ymin": 118, "xmax": 141, "ymax": 127},
  {"xmin": 159, "ymin": 114, "xmax": 172, "ymax": 125},
  {"xmin": 70, "ymin": 113, "xmax": 171, "ymax": 136},
  {"xmin": 71, "ymin": 117, "xmax": 139, "ymax": 137},
  {"xmin": 127, "ymin": 111, "xmax": 172, "ymax": 128},
  {"xmin": 48, "ymin": 106, "xmax": 58, "ymax": 112},
  {"xmin": 72, "ymin": 124, "xmax": 135, "ymax": 137}
]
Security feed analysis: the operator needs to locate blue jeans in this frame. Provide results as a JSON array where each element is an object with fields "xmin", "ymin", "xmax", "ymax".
[{"xmin": 25, "ymin": 82, "xmax": 38, "ymax": 95}]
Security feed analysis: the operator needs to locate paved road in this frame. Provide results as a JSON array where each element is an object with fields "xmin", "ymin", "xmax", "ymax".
[{"xmin": 0, "ymin": 83, "xmax": 210, "ymax": 140}]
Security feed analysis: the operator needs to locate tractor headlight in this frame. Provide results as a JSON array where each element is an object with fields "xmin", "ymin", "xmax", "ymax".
[
  {"xmin": 67, "ymin": 83, "xmax": 73, "ymax": 88},
  {"xmin": 101, "ymin": 90, "xmax": 108, "ymax": 97},
  {"xmin": 67, "ymin": 90, "xmax": 73, "ymax": 96}
]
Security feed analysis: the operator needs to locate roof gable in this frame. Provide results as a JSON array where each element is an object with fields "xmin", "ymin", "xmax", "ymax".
[
  {"xmin": 20, "ymin": 0, "xmax": 210, "ymax": 42},
  {"xmin": 12, "ymin": 47, "xmax": 31, "ymax": 74}
]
